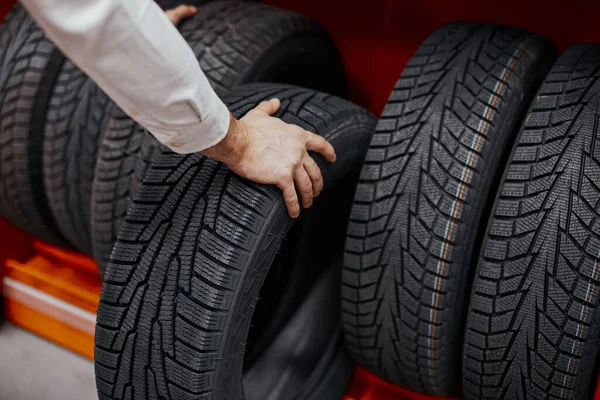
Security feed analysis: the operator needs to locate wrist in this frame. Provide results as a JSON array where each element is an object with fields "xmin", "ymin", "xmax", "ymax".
[{"xmin": 201, "ymin": 113, "xmax": 248, "ymax": 165}]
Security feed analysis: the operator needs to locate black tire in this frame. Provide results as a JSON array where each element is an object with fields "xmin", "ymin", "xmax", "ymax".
[
  {"xmin": 242, "ymin": 262, "xmax": 355, "ymax": 400},
  {"xmin": 341, "ymin": 23, "xmax": 557, "ymax": 396},
  {"xmin": 0, "ymin": 0, "xmax": 194, "ymax": 249},
  {"xmin": 301, "ymin": 339, "xmax": 355, "ymax": 400},
  {"xmin": 0, "ymin": 5, "xmax": 67, "ymax": 246},
  {"xmin": 94, "ymin": 83, "xmax": 375, "ymax": 400},
  {"xmin": 91, "ymin": 0, "xmax": 347, "ymax": 276},
  {"xmin": 43, "ymin": 64, "xmax": 112, "ymax": 254},
  {"xmin": 463, "ymin": 44, "xmax": 600, "ymax": 400},
  {"xmin": 40, "ymin": 0, "xmax": 187, "ymax": 253}
]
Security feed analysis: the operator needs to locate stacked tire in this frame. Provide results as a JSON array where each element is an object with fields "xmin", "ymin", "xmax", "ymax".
[
  {"xmin": 341, "ymin": 22, "xmax": 557, "ymax": 396},
  {"xmin": 94, "ymin": 84, "xmax": 376, "ymax": 400},
  {"xmin": 0, "ymin": 5, "xmax": 68, "ymax": 246},
  {"xmin": 0, "ymin": 0, "xmax": 347, "ymax": 264},
  {"xmin": 463, "ymin": 44, "xmax": 600, "ymax": 400},
  {"xmin": 0, "ymin": 1, "xmax": 205, "ymax": 249},
  {"xmin": 6, "ymin": 2, "xmax": 600, "ymax": 399},
  {"xmin": 90, "ymin": 0, "xmax": 346, "ymax": 276},
  {"xmin": 0, "ymin": 2, "xmax": 367, "ymax": 399},
  {"xmin": 91, "ymin": 5, "xmax": 373, "ymax": 399},
  {"xmin": 339, "ymin": 21, "xmax": 600, "ymax": 400}
]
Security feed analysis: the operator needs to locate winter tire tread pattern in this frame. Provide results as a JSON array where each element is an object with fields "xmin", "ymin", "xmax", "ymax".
[
  {"xmin": 43, "ymin": 61, "xmax": 112, "ymax": 253},
  {"xmin": 91, "ymin": 0, "xmax": 346, "ymax": 275},
  {"xmin": 341, "ymin": 23, "xmax": 557, "ymax": 396},
  {"xmin": 463, "ymin": 44, "xmax": 600, "ymax": 400},
  {"xmin": 94, "ymin": 83, "xmax": 376, "ymax": 400},
  {"xmin": 0, "ymin": 5, "xmax": 67, "ymax": 246}
]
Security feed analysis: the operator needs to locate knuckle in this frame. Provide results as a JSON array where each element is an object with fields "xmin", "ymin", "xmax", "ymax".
[
  {"xmin": 301, "ymin": 181, "xmax": 312, "ymax": 193},
  {"xmin": 282, "ymin": 188, "xmax": 294, "ymax": 199}
]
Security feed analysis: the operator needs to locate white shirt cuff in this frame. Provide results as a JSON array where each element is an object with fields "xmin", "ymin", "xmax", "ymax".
[{"xmin": 148, "ymin": 92, "xmax": 231, "ymax": 154}]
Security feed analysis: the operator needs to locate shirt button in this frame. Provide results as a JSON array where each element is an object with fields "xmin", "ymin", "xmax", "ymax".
[
  {"xmin": 128, "ymin": 109, "xmax": 139, "ymax": 117},
  {"xmin": 170, "ymin": 142, "xmax": 182, "ymax": 148}
]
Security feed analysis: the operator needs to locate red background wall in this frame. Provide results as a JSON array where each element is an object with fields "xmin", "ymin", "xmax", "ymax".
[
  {"xmin": 266, "ymin": 0, "xmax": 600, "ymax": 114},
  {"xmin": 0, "ymin": 2, "xmax": 13, "ymax": 20}
]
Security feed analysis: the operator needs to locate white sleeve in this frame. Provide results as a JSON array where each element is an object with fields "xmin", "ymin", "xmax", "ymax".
[{"xmin": 20, "ymin": 0, "xmax": 230, "ymax": 154}]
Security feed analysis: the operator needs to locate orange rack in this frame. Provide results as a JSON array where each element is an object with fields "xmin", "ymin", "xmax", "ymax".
[{"xmin": 3, "ymin": 240, "xmax": 101, "ymax": 360}]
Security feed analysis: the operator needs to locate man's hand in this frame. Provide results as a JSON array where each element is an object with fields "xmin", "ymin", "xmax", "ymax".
[
  {"xmin": 165, "ymin": 4, "xmax": 198, "ymax": 25},
  {"xmin": 201, "ymin": 99, "xmax": 337, "ymax": 218},
  {"xmin": 161, "ymin": 5, "xmax": 337, "ymax": 218}
]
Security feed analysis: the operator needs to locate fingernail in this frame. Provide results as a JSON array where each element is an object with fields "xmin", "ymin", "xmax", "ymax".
[
  {"xmin": 306, "ymin": 201, "xmax": 313, "ymax": 208},
  {"xmin": 269, "ymin": 98, "xmax": 279, "ymax": 103}
]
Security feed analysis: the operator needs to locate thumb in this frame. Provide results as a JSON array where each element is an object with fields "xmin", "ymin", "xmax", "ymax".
[
  {"xmin": 165, "ymin": 5, "xmax": 197, "ymax": 26},
  {"xmin": 254, "ymin": 98, "xmax": 281, "ymax": 116}
]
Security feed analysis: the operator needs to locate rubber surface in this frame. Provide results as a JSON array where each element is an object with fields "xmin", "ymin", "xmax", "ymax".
[
  {"xmin": 242, "ymin": 263, "xmax": 355, "ymax": 400},
  {"xmin": 0, "ymin": 5, "xmax": 67, "ymax": 246},
  {"xmin": 91, "ymin": 0, "xmax": 347, "ymax": 276},
  {"xmin": 341, "ymin": 23, "xmax": 557, "ymax": 395},
  {"xmin": 43, "ymin": 63, "xmax": 112, "ymax": 254},
  {"xmin": 94, "ymin": 83, "xmax": 375, "ymax": 400},
  {"xmin": 0, "ymin": 1, "xmax": 190, "ymax": 249},
  {"xmin": 463, "ymin": 44, "xmax": 600, "ymax": 400},
  {"xmin": 41, "ymin": 0, "xmax": 212, "ymax": 254}
]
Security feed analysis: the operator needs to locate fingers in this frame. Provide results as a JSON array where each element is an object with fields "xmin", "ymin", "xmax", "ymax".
[
  {"xmin": 165, "ymin": 5, "xmax": 197, "ymax": 26},
  {"xmin": 254, "ymin": 98, "xmax": 281, "ymax": 116},
  {"xmin": 303, "ymin": 154, "xmax": 323, "ymax": 198},
  {"xmin": 294, "ymin": 164, "xmax": 314, "ymax": 209},
  {"xmin": 277, "ymin": 179, "xmax": 300, "ymax": 218},
  {"xmin": 305, "ymin": 133, "xmax": 336, "ymax": 162}
]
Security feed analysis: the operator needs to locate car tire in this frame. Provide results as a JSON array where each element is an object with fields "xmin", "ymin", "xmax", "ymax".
[
  {"xmin": 91, "ymin": 0, "xmax": 347, "ymax": 276},
  {"xmin": 43, "ymin": 64, "xmax": 112, "ymax": 253},
  {"xmin": 463, "ymin": 44, "xmax": 600, "ymax": 400},
  {"xmin": 41, "ymin": 0, "xmax": 226, "ymax": 254},
  {"xmin": 341, "ymin": 23, "xmax": 557, "ymax": 395},
  {"xmin": 94, "ymin": 83, "xmax": 375, "ymax": 400},
  {"xmin": 0, "ymin": 5, "xmax": 67, "ymax": 246}
]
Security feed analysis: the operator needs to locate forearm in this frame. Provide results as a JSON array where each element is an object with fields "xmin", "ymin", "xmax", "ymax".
[{"xmin": 20, "ymin": 0, "xmax": 230, "ymax": 153}]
